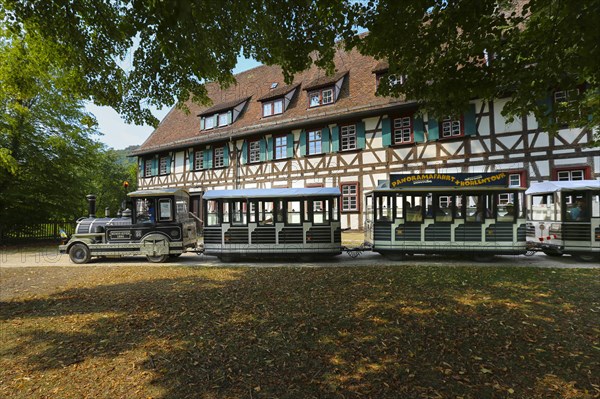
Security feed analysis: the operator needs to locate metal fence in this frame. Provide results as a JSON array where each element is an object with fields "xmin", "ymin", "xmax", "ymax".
[{"xmin": 0, "ymin": 221, "xmax": 77, "ymax": 243}]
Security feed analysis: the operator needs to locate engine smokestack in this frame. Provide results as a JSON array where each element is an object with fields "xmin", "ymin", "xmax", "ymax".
[{"xmin": 86, "ymin": 195, "xmax": 97, "ymax": 218}]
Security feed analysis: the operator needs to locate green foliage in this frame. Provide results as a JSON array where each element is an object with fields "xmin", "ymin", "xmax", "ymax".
[
  {"xmin": 0, "ymin": 27, "xmax": 137, "ymax": 229},
  {"xmin": 2, "ymin": 0, "xmax": 598, "ymax": 141}
]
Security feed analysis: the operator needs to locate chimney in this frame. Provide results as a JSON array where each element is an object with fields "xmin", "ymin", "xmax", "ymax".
[{"xmin": 86, "ymin": 195, "xmax": 97, "ymax": 218}]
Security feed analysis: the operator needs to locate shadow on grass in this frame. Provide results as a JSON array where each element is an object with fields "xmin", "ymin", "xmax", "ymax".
[{"xmin": 1, "ymin": 266, "xmax": 599, "ymax": 399}]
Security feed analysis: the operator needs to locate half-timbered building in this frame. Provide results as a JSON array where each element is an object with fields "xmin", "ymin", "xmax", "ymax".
[{"xmin": 133, "ymin": 47, "xmax": 600, "ymax": 229}]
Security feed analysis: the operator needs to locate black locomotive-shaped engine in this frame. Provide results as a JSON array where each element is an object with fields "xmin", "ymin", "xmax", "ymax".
[{"xmin": 60, "ymin": 189, "xmax": 198, "ymax": 264}]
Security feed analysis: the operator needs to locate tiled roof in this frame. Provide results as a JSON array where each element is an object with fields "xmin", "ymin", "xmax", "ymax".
[
  {"xmin": 134, "ymin": 47, "xmax": 409, "ymax": 155},
  {"xmin": 303, "ymin": 70, "xmax": 348, "ymax": 91},
  {"xmin": 198, "ymin": 96, "xmax": 251, "ymax": 117},
  {"xmin": 257, "ymin": 83, "xmax": 301, "ymax": 102},
  {"xmin": 372, "ymin": 60, "xmax": 389, "ymax": 73}
]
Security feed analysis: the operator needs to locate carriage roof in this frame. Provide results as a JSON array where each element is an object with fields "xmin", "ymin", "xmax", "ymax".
[
  {"xmin": 127, "ymin": 188, "xmax": 189, "ymax": 198},
  {"xmin": 525, "ymin": 180, "xmax": 600, "ymax": 195},
  {"xmin": 203, "ymin": 187, "xmax": 341, "ymax": 200}
]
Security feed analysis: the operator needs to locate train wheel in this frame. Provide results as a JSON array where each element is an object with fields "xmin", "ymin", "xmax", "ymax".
[
  {"xmin": 147, "ymin": 254, "xmax": 169, "ymax": 263},
  {"xmin": 169, "ymin": 253, "xmax": 182, "ymax": 258},
  {"xmin": 574, "ymin": 253, "xmax": 599, "ymax": 262},
  {"xmin": 69, "ymin": 243, "xmax": 91, "ymax": 264},
  {"xmin": 473, "ymin": 254, "xmax": 495, "ymax": 262}
]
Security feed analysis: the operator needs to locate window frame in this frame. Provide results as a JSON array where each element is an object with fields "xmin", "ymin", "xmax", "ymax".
[
  {"xmin": 341, "ymin": 182, "xmax": 360, "ymax": 213},
  {"xmin": 392, "ymin": 115, "xmax": 414, "ymax": 145},
  {"xmin": 553, "ymin": 165, "xmax": 591, "ymax": 181},
  {"xmin": 159, "ymin": 155, "xmax": 170, "ymax": 175},
  {"xmin": 262, "ymin": 98, "xmax": 284, "ymax": 117},
  {"xmin": 144, "ymin": 158, "xmax": 152, "ymax": 177},
  {"xmin": 306, "ymin": 129, "xmax": 322, "ymax": 155},
  {"xmin": 248, "ymin": 139, "xmax": 261, "ymax": 164},
  {"xmin": 340, "ymin": 124, "xmax": 357, "ymax": 151},
  {"xmin": 273, "ymin": 134, "xmax": 287, "ymax": 160},
  {"xmin": 308, "ymin": 87, "xmax": 335, "ymax": 108},
  {"xmin": 440, "ymin": 115, "xmax": 465, "ymax": 139},
  {"xmin": 193, "ymin": 149, "xmax": 205, "ymax": 171},
  {"xmin": 213, "ymin": 146, "xmax": 225, "ymax": 169}
]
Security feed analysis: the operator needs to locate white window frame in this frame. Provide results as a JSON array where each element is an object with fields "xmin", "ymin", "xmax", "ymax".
[
  {"xmin": 393, "ymin": 116, "xmax": 413, "ymax": 144},
  {"xmin": 307, "ymin": 130, "xmax": 322, "ymax": 155},
  {"xmin": 274, "ymin": 135, "xmax": 287, "ymax": 160},
  {"xmin": 159, "ymin": 155, "xmax": 169, "ymax": 175},
  {"xmin": 308, "ymin": 87, "xmax": 335, "ymax": 108},
  {"xmin": 213, "ymin": 147, "xmax": 224, "ymax": 168},
  {"xmin": 341, "ymin": 124, "xmax": 357, "ymax": 151},
  {"xmin": 194, "ymin": 150, "xmax": 204, "ymax": 170},
  {"xmin": 341, "ymin": 183, "xmax": 359, "ymax": 212},
  {"xmin": 249, "ymin": 140, "xmax": 261, "ymax": 163},
  {"xmin": 144, "ymin": 159, "xmax": 152, "ymax": 177},
  {"xmin": 262, "ymin": 98, "xmax": 284, "ymax": 117},
  {"xmin": 441, "ymin": 116, "xmax": 463, "ymax": 138},
  {"xmin": 557, "ymin": 169, "xmax": 584, "ymax": 181},
  {"xmin": 218, "ymin": 112, "xmax": 229, "ymax": 127}
]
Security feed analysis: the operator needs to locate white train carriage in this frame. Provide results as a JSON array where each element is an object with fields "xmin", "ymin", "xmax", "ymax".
[
  {"xmin": 526, "ymin": 180, "xmax": 600, "ymax": 262},
  {"xmin": 365, "ymin": 173, "xmax": 527, "ymax": 260},
  {"xmin": 202, "ymin": 188, "xmax": 342, "ymax": 261}
]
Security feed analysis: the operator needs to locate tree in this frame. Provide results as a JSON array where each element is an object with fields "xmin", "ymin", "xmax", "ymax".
[
  {"xmin": 0, "ymin": 26, "xmax": 135, "ymax": 230},
  {"xmin": 2, "ymin": 0, "xmax": 598, "ymax": 141}
]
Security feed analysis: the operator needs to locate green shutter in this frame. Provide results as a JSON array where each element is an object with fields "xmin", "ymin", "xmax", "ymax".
[
  {"xmin": 241, "ymin": 141, "xmax": 248, "ymax": 165},
  {"xmin": 223, "ymin": 144, "xmax": 229, "ymax": 167},
  {"xmin": 331, "ymin": 125, "xmax": 339, "ymax": 152},
  {"xmin": 299, "ymin": 130, "xmax": 306, "ymax": 156},
  {"xmin": 165, "ymin": 154, "xmax": 172, "ymax": 174},
  {"xmin": 536, "ymin": 95, "xmax": 554, "ymax": 125},
  {"xmin": 205, "ymin": 149, "xmax": 213, "ymax": 169},
  {"xmin": 286, "ymin": 133, "xmax": 294, "ymax": 158},
  {"xmin": 188, "ymin": 148, "xmax": 195, "ymax": 170},
  {"xmin": 414, "ymin": 117, "xmax": 425, "ymax": 142},
  {"xmin": 428, "ymin": 117, "xmax": 439, "ymax": 140},
  {"xmin": 138, "ymin": 157, "xmax": 143, "ymax": 176},
  {"xmin": 321, "ymin": 127, "xmax": 330, "ymax": 153},
  {"xmin": 212, "ymin": 114, "xmax": 218, "ymax": 127},
  {"xmin": 266, "ymin": 137, "xmax": 273, "ymax": 161},
  {"xmin": 382, "ymin": 118, "xmax": 391, "ymax": 147},
  {"xmin": 200, "ymin": 118, "xmax": 205, "ymax": 130},
  {"xmin": 259, "ymin": 138, "xmax": 266, "ymax": 162},
  {"xmin": 151, "ymin": 155, "xmax": 158, "ymax": 176},
  {"xmin": 464, "ymin": 103, "xmax": 477, "ymax": 136},
  {"xmin": 357, "ymin": 121, "xmax": 366, "ymax": 150},
  {"xmin": 227, "ymin": 110, "xmax": 233, "ymax": 125}
]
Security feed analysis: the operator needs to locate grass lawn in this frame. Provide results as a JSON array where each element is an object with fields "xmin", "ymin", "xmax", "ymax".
[{"xmin": 1, "ymin": 266, "xmax": 599, "ymax": 399}]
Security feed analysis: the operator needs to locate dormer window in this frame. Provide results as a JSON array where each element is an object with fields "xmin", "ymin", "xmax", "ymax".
[
  {"xmin": 262, "ymin": 98, "xmax": 284, "ymax": 117},
  {"xmin": 309, "ymin": 88, "xmax": 334, "ymax": 107},
  {"xmin": 198, "ymin": 97, "xmax": 250, "ymax": 131}
]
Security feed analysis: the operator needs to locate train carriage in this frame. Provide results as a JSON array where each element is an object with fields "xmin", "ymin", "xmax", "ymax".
[
  {"xmin": 202, "ymin": 188, "xmax": 342, "ymax": 261},
  {"xmin": 365, "ymin": 173, "xmax": 527, "ymax": 260},
  {"xmin": 526, "ymin": 180, "xmax": 600, "ymax": 262},
  {"xmin": 59, "ymin": 188, "xmax": 198, "ymax": 263}
]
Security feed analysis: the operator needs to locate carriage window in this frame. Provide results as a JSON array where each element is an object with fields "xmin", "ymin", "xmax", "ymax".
[
  {"xmin": 454, "ymin": 195, "xmax": 465, "ymax": 218},
  {"xmin": 206, "ymin": 200, "xmax": 219, "ymax": 226},
  {"xmin": 592, "ymin": 194, "xmax": 600, "ymax": 218},
  {"xmin": 158, "ymin": 199, "xmax": 173, "ymax": 221},
  {"xmin": 395, "ymin": 193, "xmax": 404, "ymax": 219},
  {"xmin": 530, "ymin": 194, "xmax": 556, "ymax": 221},
  {"xmin": 466, "ymin": 195, "xmax": 491, "ymax": 222},
  {"xmin": 497, "ymin": 202, "xmax": 516, "ymax": 222},
  {"xmin": 230, "ymin": 200, "xmax": 246, "ymax": 225},
  {"xmin": 434, "ymin": 195, "xmax": 453, "ymax": 222},
  {"xmin": 249, "ymin": 201, "xmax": 257, "ymax": 223},
  {"xmin": 136, "ymin": 198, "xmax": 155, "ymax": 223},
  {"xmin": 331, "ymin": 198, "xmax": 339, "ymax": 221},
  {"xmin": 313, "ymin": 199, "xmax": 330, "ymax": 224},
  {"xmin": 376, "ymin": 195, "xmax": 393, "ymax": 221},
  {"xmin": 287, "ymin": 200, "xmax": 302, "ymax": 224},
  {"xmin": 222, "ymin": 201, "xmax": 230, "ymax": 223},
  {"xmin": 405, "ymin": 195, "xmax": 423, "ymax": 222},
  {"xmin": 258, "ymin": 201, "xmax": 275, "ymax": 225},
  {"xmin": 564, "ymin": 193, "xmax": 589, "ymax": 222}
]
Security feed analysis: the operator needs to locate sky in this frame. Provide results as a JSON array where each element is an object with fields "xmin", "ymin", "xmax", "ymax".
[{"xmin": 89, "ymin": 56, "xmax": 262, "ymax": 150}]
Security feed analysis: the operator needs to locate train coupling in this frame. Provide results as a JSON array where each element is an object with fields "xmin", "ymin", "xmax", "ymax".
[{"xmin": 342, "ymin": 242, "xmax": 373, "ymax": 258}]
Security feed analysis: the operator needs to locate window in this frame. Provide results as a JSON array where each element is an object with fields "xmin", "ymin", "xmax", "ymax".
[
  {"xmin": 309, "ymin": 87, "xmax": 334, "ymax": 107},
  {"xmin": 554, "ymin": 89, "xmax": 579, "ymax": 105},
  {"xmin": 158, "ymin": 199, "xmax": 173, "ymax": 221},
  {"xmin": 307, "ymin": 130, "xmax": 322, "ymax": 155},
  {"xmin": 341, "ymin": 183, "xmax": 359, "ymax": 212},
  {"xmin": 262, "ymin": 99, "xmax": 284, "ymax": 117},
  {"xmin": 144, "ymin": 159, "xmax": 152, "ymax": 177},
  {"xmin": 557, "ymin": 169, "xmax": 585, "ymax": 181},
  {"xmin": 376, "ymin": 73, "xmax": 406, "ymax": 89},
  {"xmin": 393, "ymin": 116, "xmax": 413, "ymax": 144},
  {"xmin": 159, "ymin": 155, "xmax": 169, "ymax": 175},
  {"xmin": 499, "ymin": 171, "xmax": 525, "ymax": 204},
  {"xmin": 441, "ymin": 116, "xmax": 463, "ymax": 138},
  {"xmin": 341, "ymin": 124, "xmax": 357, "ymax": 151},
  {"xmin": 218, "ymin": 112, "xmax": 229, "ymax": 127},
  {"xmin": 249, "ymin": 140, "xmax": 261, "ymax": 163},
  {"xmin": 204, "ymin": 116, "xmax": 215, "ymax": 130},
  {"xmin": 194, "ymin": 150, "xmax": 205, "ymax": 170},
  {"xmin": 274, "ymin": 135, "xmax": 287, "ymax": 160},
  {"xmin": 214, "ymin": 147, "xmax": 224, "ymax": 168}
]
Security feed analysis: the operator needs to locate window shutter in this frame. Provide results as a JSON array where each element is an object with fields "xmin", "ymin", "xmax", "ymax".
[
  {"xmin": 357, "ymin": 121, "xmax": 366, "ymax": 150},
  {"xmin": 266, "ymin": 137, "xmax": 273, "ymax": 161},
  {"xmin": 428, "ymin": 118, "xmax": 439, "ymax": 140},
  {"xmin": 536, "ymin": 96, "xmax": 554, "ymax": 125},
  {"xmin": 382, "ymin": 118, "xmax": 391, "ymax": 147},
  {"xmin": 188, "ymin": 148, "xmax": 195, "ymax": 170},
  {"xmin": 321, "ymin": 127, "xmax": 330, "ymax": 153},
  {"xmin": 151, "ymin": 155, "xmax": 158, "ymax": 176},
  {"xmin": 223, "ymin": 144, "xmax": 230, "ymax": 167},
  {"xmin": 227, "ymin": 110, "xmax": 233, "ymax": 125},
  {"xmin": 464, "ymin": 103, "xmax": 477, "ymax": 136},
  {"xmin": 200, "ymin": 118, "xmax": 205, "ymax": 130},
  {"xmin": 259, "ymin": 138, "xmax": 266, "ymax": 162},
  {"xmin": 241, "ymin": 141, "xmax": 248, "ymax": 165},
  {"xmin": 286, "ymin": 133, "xmax": 294, "ymax": 158},
  {"xmin": 165, "ymin": 154, "xmax": 172, "ymax": 174},
  {"xmin": 213, "ymin": 114, "xmax": 218, "ymax": 127},
  {"xmin": 138, "ymin": 158, "xmax": 143, "ymax": 176},
  {"xmin": 331, "ymin": 125, "xmax": 340, "ymax": 152},
  {"xmin": 414, "ymin": 117, "xmax": 425, "ymax": 142},
  {"xmin": 299, "ymin": 130, "xmax": 306, "ymax": 156},
  {"xmin": 205, "ymin": 149, "xmax": 213, "ymax": 169}
]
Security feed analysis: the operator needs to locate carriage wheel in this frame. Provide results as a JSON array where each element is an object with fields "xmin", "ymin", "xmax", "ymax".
[
  {"xmin": 146, "ymin": 254, "xmax": 169, "ymax": 263},
  {"xmin": 574, "ymin": 253, "xmax": 599, "ymax": 263},
  {"xmin": 69, "ymin": 243, "xmax": 91, "ymax": 264}
]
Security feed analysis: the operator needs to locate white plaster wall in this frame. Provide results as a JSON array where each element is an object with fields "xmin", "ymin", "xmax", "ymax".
[{"xmin": 494, "ymin": 98, "xmax": 523, "ymax": 133}]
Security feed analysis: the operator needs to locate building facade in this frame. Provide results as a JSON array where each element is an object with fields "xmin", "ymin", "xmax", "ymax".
[{"xmin": 133, "ymin": 48, "xmax": 600, "ymax": 230}]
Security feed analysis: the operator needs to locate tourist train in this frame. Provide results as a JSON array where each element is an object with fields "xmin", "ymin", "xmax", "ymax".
[{"xmin": 59, "ymin": 174, "xmax": 600, "ymax": 264}]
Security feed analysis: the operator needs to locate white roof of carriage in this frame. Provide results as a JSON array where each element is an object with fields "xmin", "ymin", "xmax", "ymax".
[
  {"xmin": 203, "ymin": 187, "xmax": 341, "ymax": 199},
  {"xmin": 525, "ymin": 180, "xmax": 600, "ymax": 195}
]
